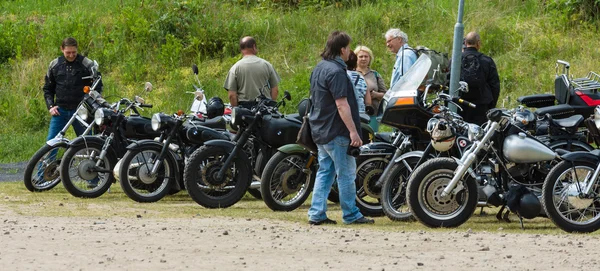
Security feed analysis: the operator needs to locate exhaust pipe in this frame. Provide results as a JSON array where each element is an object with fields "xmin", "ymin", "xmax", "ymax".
[{"xmin": 250, "ymin": 175, "xmax": 261, "ymax": 189}]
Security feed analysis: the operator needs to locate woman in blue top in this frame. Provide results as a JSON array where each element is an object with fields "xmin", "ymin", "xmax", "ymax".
[{"xmin": 345, "ymin": 50, "xmax": 370, "ymax": 113}]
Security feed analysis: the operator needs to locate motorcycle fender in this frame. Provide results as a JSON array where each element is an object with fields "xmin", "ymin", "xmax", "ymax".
[
  {"xmin": 560, "ymin": 150, "xmax": 600, "ymax": 163},
  {"xmin": 204, "ymin": 139, "xmax": 236, "ymax": 153},
  {"xmin": 125, "ymin": 139, "xmax": 163, "ymax": 151},
  {"xmin": 277, "ymin": 144, "xmax": 310, "ymax": 154},
  {"xmin": 360, "ymin": 142, "xmax": 397, "ymax": 157},
  {"xmin": 67, "ymin": 135, "xmax": 105, "ymax": 148},
  {"xmin": 393, "ymin": 150, "xmax": 426, "ymax": 164},
  {"xmin": 46, "ymin": 137, "xmax": 70, "ymax": 147}
]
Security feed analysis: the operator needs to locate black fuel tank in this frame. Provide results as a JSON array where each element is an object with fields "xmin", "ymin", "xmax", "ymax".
[
  {"xmin": 181, "ymin": 124, "xmax": 230, "ymax": 145},
  {"xmin": 259, "ymin": 115, "xmax": 302, "ymax": 148},
  {"xmin": 123, "ymin": 116, "xmax": 161, "ymax": 139}
]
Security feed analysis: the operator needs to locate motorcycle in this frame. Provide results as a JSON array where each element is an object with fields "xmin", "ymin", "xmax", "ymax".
[
  {"xmin": 541, "ymin": 106, "xmax": 600, "ymax": 233},
  {"xmin": 59, "ymin": 83, "xmax": 157, "ymax": 198},
  {"xmin": 23, "ymin": 60, "xmax": 109, "ymax": 192}
]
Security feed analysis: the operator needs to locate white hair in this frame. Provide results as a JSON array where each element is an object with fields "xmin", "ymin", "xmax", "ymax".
[{"xmin": 385, "ymin": 28, "xmax": 408, "ymax": 43}]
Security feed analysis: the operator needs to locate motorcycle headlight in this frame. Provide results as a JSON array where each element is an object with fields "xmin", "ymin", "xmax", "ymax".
[
  {"xmin": 468, "ymin": 123, "xmax": 483, "ymax": 142},
  {"xmin": 594, "ymin": 107, "xmax": 600, "ymax": 130},
  {"xmin": 231, "ymin": 107, "xmax": 237, "ymax": 126},
  {"xmin": 94, "ymin": 108, "xmax": 105, "ymax": 126},
  {"xmin": 77, "ymin": 105, "xmax": 89, "ymax": 121},
  {"xmin": 151, "ymin": 113, "xmax": 162, "ymax": 131}
]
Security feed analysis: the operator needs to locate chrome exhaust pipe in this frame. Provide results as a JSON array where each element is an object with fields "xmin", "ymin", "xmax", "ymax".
[
  {"xmin": 477, "ymin": 201, "xmax": 490, "ymax": 207},
  {"xmin": 250, "ymin": 175, "xmax": 261, "ymax": 189}
]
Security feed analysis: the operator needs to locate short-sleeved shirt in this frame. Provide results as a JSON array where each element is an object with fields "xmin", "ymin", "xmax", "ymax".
[
  {"xmin": 347, "ymin": 70, "xmax": 367, "ymax": 113},
  {"xmin": 360, "ymin": 69, "xmax": 387, "ymax": 114},
  {"xmin": 223, "ymin": 55, "xmax": 280, "ymax": 101},
  {"xmin": 390, "ymin": 44, "xmax": 418, "ymax": 89},
  {"xmin": 309, "ymin": 58, "xmax": 361, "ymax": 145}
]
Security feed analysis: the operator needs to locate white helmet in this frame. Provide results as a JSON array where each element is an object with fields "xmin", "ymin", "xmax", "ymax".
[{"xmin": 427, "ymin": 118, "xmax": 455, "ymax": 152}]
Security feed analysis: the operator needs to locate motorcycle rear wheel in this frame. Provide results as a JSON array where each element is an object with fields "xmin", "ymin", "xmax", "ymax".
[
  {"xmin": 184, "ymin": 145, "xmax": 251, "ymax": 208},
  {"xmin": 354, "ymin": 156, "xmax": 388, "ymax": 217},
  {"xmin": 261, "ymin": 151, "xmax": 315, "ymax": 211},
  {"xmin": 542, "ymin": 160, "xmax": 600, "ymax": 233},
  {"xmin": 23, "ymin": 143, "xmax": 67, "ymax": 192},
  {"xmin": 380, "ymin": 155, "xmax": 422, "ymax": 221},
  {"xmin": 406, "ymin": 158, "xmax": 478, "ymax": 228},
  {"xmin": 59, "ymin": 141, "xmax": 115, "ymax": 198},
  {"xmin": 118, "ymin": 146, "xmax": 176, "ymax": 203}
]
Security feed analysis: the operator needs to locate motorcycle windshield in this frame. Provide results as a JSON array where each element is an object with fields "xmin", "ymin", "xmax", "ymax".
[{"xmin": 383, "ymin": 54, "xmax": 432, "ymax": 100}]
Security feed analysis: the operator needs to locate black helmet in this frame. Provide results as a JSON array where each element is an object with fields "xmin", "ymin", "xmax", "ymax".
[
  {"xmin": 518, "ymin": 193, "xmax": 541, "ymax": 219},
  {"xmin": 207, "ymin": 97, "xmax": 225, "ymax": 119}
]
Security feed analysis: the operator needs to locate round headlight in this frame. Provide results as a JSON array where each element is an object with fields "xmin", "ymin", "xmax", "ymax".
[
  {"xmin": 231, "ymin": 107, "xmax": 237, "ymax": 126},
  {"xmin": 594, "ymin": 107, "xmax": 600, "ymax": 130},
  {"xmin": 94, "ymin": 109, "xmax": 105, "ymax": 126},
  {"xmin": 77, "ymin": 105, "xmax": 89, "ymax": 121},
  {"xmin": 151, "ymin": 113, "xmax": 162, "ymax": 131}
]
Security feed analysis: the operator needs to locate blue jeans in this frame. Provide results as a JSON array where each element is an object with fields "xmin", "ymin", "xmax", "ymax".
[
  {"xmin": 308, "ymin": 136, "xmax": 363, "ymax": 224},
  {"xmin": 46, "ymin": 107, "xmax": 87, "ymax": 141}
]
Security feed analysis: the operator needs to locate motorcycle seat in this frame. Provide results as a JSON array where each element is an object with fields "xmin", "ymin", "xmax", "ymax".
[
  {"xmin": 359, "ymin": 113, "xmax": 370, "ymax": 124},
  {"xmin": 550, "ymin": 114, "xmax": 584, "ymax": 129},
  {"xmin": 517, "ymin": 94, "xmax": 556, "ymax": 108},
  {"xmin": 374, "ymin": 132, "xmax": 394, "ymax": 143},
  {"xmin": 285, "ymin": 113, "xmax": 303, "ymax": 123},
  {"xmin": 535, "ymin": 104, "xmax": 575, "ymax": 119},
  {"xmin": 190, "ymin": 115, "xmax": 226, "ymax": 129}
]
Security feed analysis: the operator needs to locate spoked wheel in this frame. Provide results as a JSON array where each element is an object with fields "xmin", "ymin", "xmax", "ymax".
[
  {"xmin": 406, "ymin": 158, "xmax": 478, "ymax": 228},
  {"xmin": 184, "ymin": 145, "xmax": 251, "ymax": 208},
  {"xmin": 119, "ymin": 147, "xmax": 176, "ymax": 203},
  {"xmin": 355, "ymin": 156, "xmax": 388, "ymax": 217},
  {"xmin": 60, "ymin": 141, "xmax": 115, "ymax": 198},
  {"xmin": 261, "ymin": 152, "xmax": 316, "ymax": 211},
  {"xmin": 542, "ymin": 160, "xmax": 600, "ymax": 233},
  {"xmin": 24, "ymin": 143, "xmax": 67, "ymax": 192},
  {"xmin": 380, "ymin": 154, "xmax": 422, "ymax": 221}
]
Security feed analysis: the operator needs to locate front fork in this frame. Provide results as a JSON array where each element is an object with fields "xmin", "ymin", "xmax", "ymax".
[
  {"xmin": 95, "ymin": 133, "xmax": 114, "ymax": 167},
  {"xmin": 374, "ymin": 135, "xmax": 411, "ymax": 188}
]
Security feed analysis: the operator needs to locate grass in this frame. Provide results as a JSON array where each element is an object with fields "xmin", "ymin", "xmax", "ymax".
[{"xmin": 0, "ymin": 181, "xmax": 592, "ymax": 235}]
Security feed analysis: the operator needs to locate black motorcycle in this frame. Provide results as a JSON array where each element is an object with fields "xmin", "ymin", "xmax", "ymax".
[{"xmin": 59, "ymin": 83, "xmax": 157, "ymax": 198}]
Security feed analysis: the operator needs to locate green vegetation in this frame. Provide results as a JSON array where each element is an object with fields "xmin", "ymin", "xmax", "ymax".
[
  {"xmin": 1, "ymin": 0, "xmax": 600, "ymax": 162},
  {"xmin": 0, "ymin": 181, "xmax": 585, "ymax": 234}
]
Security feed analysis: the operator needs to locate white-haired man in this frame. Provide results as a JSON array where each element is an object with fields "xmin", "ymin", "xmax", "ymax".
[{"xmin": 385, "ymin": 28, "xmax": 417, "ymax": 89}]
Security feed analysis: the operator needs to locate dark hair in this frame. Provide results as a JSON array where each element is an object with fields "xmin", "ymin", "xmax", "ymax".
[
  {"xmin": 61, "ymin": 37, "xmax": 78, "ymax": 48},
  {"xmin": 345, "ymin": 50, "xmax": 357, "ymax": 70},
  {"xmin": 320, "ymin": 31, "xmax": 351, "ymax": 60},
  {"xmin": 240, "ymin": 36, "xmax": 256, "ymax": 50}
]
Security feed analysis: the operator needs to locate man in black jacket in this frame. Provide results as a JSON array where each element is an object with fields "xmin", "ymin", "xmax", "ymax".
[
  {"xmin": 43, "ymin": 37, "xmax": 102, "ymax": 141},
  {"xmin": 459, "ymin": 32, "xmax": 500, "ymax": 125}
]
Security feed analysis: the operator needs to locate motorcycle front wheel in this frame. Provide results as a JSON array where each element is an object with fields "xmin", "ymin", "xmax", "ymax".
[
  {"xmin": 406, "ymin": 158, "xmax": 478, "ymax": 228},
  {"xmin": 59, "ymin": 141, "xmax": 116, "ymax": 198},
  {"xmin": 542, "ymin": 160, "xmax": 600, "ymax": 233},
  {"xmin": 260, "ymin": 151, "xmax": 316, "ymax": 211},
  {"xmin": 118, "ymin": 146, "xmax": 176, "ymax": 203},
  {"xmin": 354, "ymin": 156, "xmax": 388, "ymax": 217},
  {"xmin": 23, "ymin": 143, "xmax": 67, "ymax": 192},
  {"xmin": 184, "ymin": 145, "xmax": 251, "ymax": 208},
  {"xmin": 380, "ymin": 154, "xmax": 422, "ymax": 221}
]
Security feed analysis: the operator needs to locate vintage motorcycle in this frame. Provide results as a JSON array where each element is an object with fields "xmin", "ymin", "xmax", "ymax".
[
  {"xmin": 59, "ymin": 83, "xmax": 157, "ymax": 198},
  {"xmin": 23, "ymin": 60, "xmax": 109, "ymax": 192},
  {"xmin": 541, "ymin": 106, "xmax": 600, "ymax": 233}
]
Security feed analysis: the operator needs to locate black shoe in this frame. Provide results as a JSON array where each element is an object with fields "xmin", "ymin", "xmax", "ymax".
[
  {"xmin": 308, "ymin": 218, "xmax": 337, "ymax": 225},
  {"xmin": 347, "ymin": 217, "xmax": 374, "ymax": 225}
]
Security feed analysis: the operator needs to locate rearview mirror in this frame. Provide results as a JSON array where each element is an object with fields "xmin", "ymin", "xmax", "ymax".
[
  {"xmin": 458, "ymin": 81, "xmax": 469, "ymax": 93},
  {"xmin": 144, "ymin": 82, "xmax": 153, "ymax": 92},
  {"xmin": 284, "ymin": 91, "xmax": 292, "ymax": 101},
  {"xmin": 192, "ymin": 64, "xmax": 199, "ymax": 75}
]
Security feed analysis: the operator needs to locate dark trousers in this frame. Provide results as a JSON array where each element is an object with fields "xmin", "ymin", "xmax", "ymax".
[{"xmin": 460, "ymin": 103, "xmax": 490, "ymax": 126}]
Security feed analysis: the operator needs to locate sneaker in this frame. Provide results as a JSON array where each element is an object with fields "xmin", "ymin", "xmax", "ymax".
[
  {"xmin": 346, "ymin": 217, "xmax": 375, "ymax": 225},
  {"xmin": 87, "ymin": 178, "xmax": 99, "ymax": 189},
  {"xmin": 308, "ymin": 218, "xmax": 337, "ymax": 225}
]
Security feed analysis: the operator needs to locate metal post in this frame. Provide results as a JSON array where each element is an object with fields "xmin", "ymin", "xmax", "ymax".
[{"xmin": 449, "ymin": 0, "xmax": 466, "ymax": 112}]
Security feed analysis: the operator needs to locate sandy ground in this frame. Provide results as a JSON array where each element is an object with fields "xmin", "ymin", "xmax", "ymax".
[{"xmin": 1, "ymin": 204, "xmax": 599, "ymax": 271}]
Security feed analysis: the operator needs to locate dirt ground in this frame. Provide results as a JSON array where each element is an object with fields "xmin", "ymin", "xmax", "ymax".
[{"xmin": 1, "ymin": 204, "xmax": 599, "ymax": 271}]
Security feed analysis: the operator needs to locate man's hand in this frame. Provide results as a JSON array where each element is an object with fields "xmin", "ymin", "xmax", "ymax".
[
  {"xmin": 349, "ymin": 131, "xmax": 363, "ymax": 147},
  {"xmin": 49, "ymin": 106, "xmax": 60, "ymax": 116}
]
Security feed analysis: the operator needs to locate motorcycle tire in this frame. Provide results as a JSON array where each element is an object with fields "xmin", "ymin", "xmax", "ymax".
[
  {"xmin": 354, "ymin": 156, "xmax": 388, "ymax": 217},
  {"xmin": 260, "ymin": 151, "xmax": 316, "ymax": 212},
  {"xmin": 118, "ymin": 145, "xmax": 177, "ymax": 203},
  {"xmin": 23, "ymin": 143, "xmax": 67, "ymax": 192},
  {"xmin": 328, "ymin": 185, "xmax": 340, "ymax": 203},
  {"xmin": 406, "ymin": 158, "xmax": 478, "ymax": 228},
  {"xmin": 380, "ymin": 155, "xmax": 422, "ymax": 222},
  {"xmin": 59, "ymin": 141, "xmax": 116, "ymax": 198},
  {"xmin": 541, "ymin": 160, "xmax": 600, "ymax": 233},
  {"xmin": 247, "ymin": 188, "xmax": 262, "ymax": 200},
  {"xmin": 184, "ymin": 145, "xmax": 251, "ymax": 208}
]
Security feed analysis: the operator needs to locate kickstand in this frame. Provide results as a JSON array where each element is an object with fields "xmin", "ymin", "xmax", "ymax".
[
  {"xmin": 479, "ymin": 207, "xmax": 486, "ymax": 216},
  {"xmin": 518, "ymin": 215, "xmax": 524, "ymax": 230}
]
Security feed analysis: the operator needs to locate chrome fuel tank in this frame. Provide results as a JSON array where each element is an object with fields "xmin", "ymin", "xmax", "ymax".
[{"xmin": 503, "ymin": 134, "xmax": 556, "ymax": 163}]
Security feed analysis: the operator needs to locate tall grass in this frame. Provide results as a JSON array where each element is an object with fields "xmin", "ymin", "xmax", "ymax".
[{"xmin": 1, "ymin": 0, "xmax": 600, "ymax": 162}]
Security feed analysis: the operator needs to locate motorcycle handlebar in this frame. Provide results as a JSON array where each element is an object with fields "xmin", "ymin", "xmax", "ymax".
[
  {"xmin": 451, "ymin": 97, "xmax": 476, "ymax": 108},
  {"xmin": 140, "ymin": 104, "xmax": 153, "ymax": 108}
]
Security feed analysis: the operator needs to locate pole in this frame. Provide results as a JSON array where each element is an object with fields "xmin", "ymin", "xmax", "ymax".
[{"xmin": 449, "ymin": 0, "xmax": 466, "ymax": 112}]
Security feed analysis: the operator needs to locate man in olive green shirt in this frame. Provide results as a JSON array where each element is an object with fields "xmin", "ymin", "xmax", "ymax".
[{"xmin": 224, "ymin": 36, "xmax": 280, "ymax": 107}]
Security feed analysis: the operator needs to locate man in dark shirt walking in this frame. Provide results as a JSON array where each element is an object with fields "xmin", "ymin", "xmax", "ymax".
[
  {"xmin": 307, "ymin": 31, "xmax": 374, "ymax": 225},
  {"xmin": 459, "ymin": 32, "xmax": 500, "ymax": 125}
]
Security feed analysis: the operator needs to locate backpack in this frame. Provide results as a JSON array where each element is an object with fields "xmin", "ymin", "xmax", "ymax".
[
  {"xmin": 459, "ymin": 51, "xmax": 487, "ymax": 100},
  {"xmin": 406, "ymin": 46, "xmax": 450, "ymax": 86}
]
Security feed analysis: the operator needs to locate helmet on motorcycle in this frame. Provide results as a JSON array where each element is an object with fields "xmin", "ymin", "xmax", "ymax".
[
  {"xmin": 206, "ymin": 97, "xmax": 225, "ymax": 119},
  {"xmin": 428, "ymin": 118, "xmax": 455, "ymax": 152},
  {"xmin": 517, "ymin": 193, "xmax": 541, "ymax": 219}
]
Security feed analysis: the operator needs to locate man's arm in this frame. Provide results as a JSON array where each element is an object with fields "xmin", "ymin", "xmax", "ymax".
[
  {"xmin": 270, "ymin": 86, "xmax": 279, "ymax": 101},
  {"xmin": 227, "ymin": 90, "xmax": 239, "ymax": 107},
  {"xmin": 43, "ymin": 61, "xmax": 58, "ymax": 115},
  {"xmin": 335, "ymin": 97, "xmax": 362, "ymax": 147}
]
